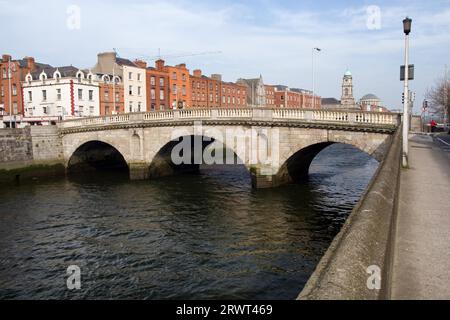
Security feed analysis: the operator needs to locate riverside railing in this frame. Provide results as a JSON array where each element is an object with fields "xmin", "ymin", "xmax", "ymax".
[{"xmin": 60, "ymin": 108, "xmax": 400, "ymax": 129}]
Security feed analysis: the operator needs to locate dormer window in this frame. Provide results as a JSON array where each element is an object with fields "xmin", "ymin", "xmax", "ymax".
[{"xmin": 54, "ymin": 71, "xmax": 61, "ymax": 82}]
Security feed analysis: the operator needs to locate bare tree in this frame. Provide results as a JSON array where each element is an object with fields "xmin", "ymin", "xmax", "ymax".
[{"xmin": 426, "ymin": 74, "xmax": 450, "ymax": 122}]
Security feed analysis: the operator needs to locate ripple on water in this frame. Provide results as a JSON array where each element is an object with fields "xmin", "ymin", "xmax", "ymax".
[{"xmin": 0, "ymin": 143, "xmax": 378, "ymax": 299}]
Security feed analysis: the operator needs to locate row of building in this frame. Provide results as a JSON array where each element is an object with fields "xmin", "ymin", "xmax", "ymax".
[{"xmin": 0, "ymin": 52, "xmax": 321, "ymax": 127}]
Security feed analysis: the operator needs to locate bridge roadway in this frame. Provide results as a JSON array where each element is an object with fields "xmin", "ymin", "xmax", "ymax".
[{"xmin": 58, "ymin": 108, "xmax": 400, "ymax": 188}]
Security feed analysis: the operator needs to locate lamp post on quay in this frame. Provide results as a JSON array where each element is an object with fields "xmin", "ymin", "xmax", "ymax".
[{"xmin": 402, "ymin": 17, "xmax": 412, "ymax": 168}]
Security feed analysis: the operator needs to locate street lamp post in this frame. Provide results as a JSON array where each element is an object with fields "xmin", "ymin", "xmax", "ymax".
[
  {"xmin": 312, "ymin": 47, "xmax": 321, "ymax": 108},
  {"xmin": 402, "ymin": 17, "xmax": 412, "ymax": 168}
]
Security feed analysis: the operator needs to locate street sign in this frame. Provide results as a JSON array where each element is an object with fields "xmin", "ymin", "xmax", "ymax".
[{"xmin": 400, "ymin": 64, "xmax": 414, "ymax": 81}]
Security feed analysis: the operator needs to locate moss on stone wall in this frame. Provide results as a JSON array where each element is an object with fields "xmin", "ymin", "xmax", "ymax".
[{"xmin": 0, "ymin": 163, "xmax": 66, "ymax": 183}]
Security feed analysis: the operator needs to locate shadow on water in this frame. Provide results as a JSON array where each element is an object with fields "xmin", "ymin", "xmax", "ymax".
[{"xmin": 0, "ymin": 143, "xmax": 378, "ymax": 300}]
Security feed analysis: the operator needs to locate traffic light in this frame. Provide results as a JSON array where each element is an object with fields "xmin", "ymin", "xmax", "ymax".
[{"xmin": 402, "ymin": 93, "xmax": 405, "ymax": 104}]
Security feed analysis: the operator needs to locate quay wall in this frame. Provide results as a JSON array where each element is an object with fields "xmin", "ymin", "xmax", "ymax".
[
  {"xmin": 298, "ymin": 126, "xmax": 402, "ymax": 300},
  {"xmin": 0, "ymin": 126, "xmax": 64, "ymax": 182}
]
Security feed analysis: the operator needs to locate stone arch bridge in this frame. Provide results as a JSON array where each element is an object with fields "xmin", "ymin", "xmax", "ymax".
[{"xmin": 58, "ymin": 108, "xmax": 400, "ymax": 188}]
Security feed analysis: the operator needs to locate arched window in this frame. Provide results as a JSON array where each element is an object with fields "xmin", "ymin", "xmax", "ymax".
[
  {"xmin": 25, "ymin": 73, "xmax": 32, "ymax": 84},
  {"xmin": 54, "ymin": 70, "xmax": 61, "ymax": 82},
  {"xmin": 76, "ymin": 70, "xmax": 84, "ymax": 82},
  {"xmin": 344, "ymin": 88, "xmax": 349, "ymax": 96},
  {"xmin": 39, "ymin": 71, "xmax": 47, "ymax": 81}
]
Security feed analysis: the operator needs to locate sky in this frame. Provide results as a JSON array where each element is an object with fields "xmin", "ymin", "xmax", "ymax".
[{"xmin": 1, "ymin": 0, "xmax": 450, "ymax": 112}]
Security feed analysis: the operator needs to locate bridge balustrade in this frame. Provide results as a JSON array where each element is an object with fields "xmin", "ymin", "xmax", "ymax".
[{"xmin": 59, "ymin": 108, "xmax": 399, "ymax": 129}]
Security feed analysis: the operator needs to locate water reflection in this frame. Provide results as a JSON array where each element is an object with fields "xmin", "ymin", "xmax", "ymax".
[{"xmin": 0, "ymin": 143, "xmax": 378, "ymax": 299}]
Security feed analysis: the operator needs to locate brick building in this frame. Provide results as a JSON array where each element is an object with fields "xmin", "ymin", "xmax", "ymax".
[
  {"xmin": 166, "ymin": 63, "xmax": 191, "ymax": 109},
  {"xmin": 220, "ymin": 81, "xmax": 247, "ymax": 108},
  {"xmin": 146, "ymin": 59, "xmax": 170, "ymax": 111},
  {"xmin": 0, "ymin": 54, "xmax": 51, "ymax": 127},
  {"xmin": 265, "ymin": 85, "xmax": 275, "ymax": 107},
  {"xmin": 274, "ymin": 85, "xmax": 321, "ymax": 109},
  {"xmin": 190, "ymin": 70, "xmax": 246, "ymax": 108},
  {"xmin": 98, "ymin": 74, "xmax": 125, "ymax": 115}
]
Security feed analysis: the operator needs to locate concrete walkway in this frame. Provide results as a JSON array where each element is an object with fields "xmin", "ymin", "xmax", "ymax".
[{"xmin": 390, "ymin": 134, "xmax": 450, "ymax": 299}]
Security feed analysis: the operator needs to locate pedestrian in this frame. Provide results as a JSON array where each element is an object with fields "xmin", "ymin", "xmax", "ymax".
[{"xmin": 430, "ymin": 119, "xmax": 437, "ymax": 133}]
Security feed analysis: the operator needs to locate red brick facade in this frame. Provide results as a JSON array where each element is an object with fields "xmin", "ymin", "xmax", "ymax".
[
  {"xmin": 146, "ymin": 60, "xmax": 170, "ymax": 111},
  {"xmin": 99, "ymin": 82, "xmax": 125, "ymax": 115},
  {"xmin": 0, "ymin": 54, "xmax": 43, "ymax": 118}
]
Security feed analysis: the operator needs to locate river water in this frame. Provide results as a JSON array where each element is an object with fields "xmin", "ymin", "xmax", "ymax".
[{"xmin": 0, "ymin": 144, "xmax": 378, "ymax": 300}]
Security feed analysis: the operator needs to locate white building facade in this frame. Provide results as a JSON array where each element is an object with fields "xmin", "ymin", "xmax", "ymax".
[
  {"xmin": 123, "ymin": 65, "xmax": 146, "ymax": 113},
  {"xmin": 22, "ymin": 67, "xmax": 100, "ymax": 121}
]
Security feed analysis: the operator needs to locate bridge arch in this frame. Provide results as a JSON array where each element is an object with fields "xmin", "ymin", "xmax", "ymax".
[
  {"xmin": 67, "ymin": 140, "xmax": 129, "ymax": 174},
  {"xmin": 273, "ymin": 131, "xmax": 392, "ymax": 185},
  {"xmin": 147, "ymin": 128, "xmax": 249, "ymax": 179}
]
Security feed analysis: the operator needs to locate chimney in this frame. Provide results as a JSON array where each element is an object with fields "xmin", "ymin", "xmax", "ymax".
[
  {"xmin": 211, "ymin": 74, "xmax": 222, "ymax": 82},
  {"xmin": 155, "ymin": 59, "xmax": 165, "ymax": 71},
  {"xmin": 134, "ymin": 59, "xmax": 147, "ymax": 69},
  {"xmin": 193, "ymin": 69, "xmax": 202, "ymax": 77},
  {"xmin": 25, "ymin": 56, "xmax": 35, "ymax": 71},
  {"xmin": 2, "ymin": 54, "xmax": 12, "ymax": 62}
]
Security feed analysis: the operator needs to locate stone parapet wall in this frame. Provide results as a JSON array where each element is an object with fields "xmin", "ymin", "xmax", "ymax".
[{"xmin": 298, "ymin": 126, "xmax": 402, "ymax": 300}]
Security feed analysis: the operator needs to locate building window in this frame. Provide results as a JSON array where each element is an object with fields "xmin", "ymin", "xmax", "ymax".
[
  {"xmin": 129, "ymin": 101, "xmax": 133, "ymax": 112},
  {"xmin": 42, "ymin": 90, "xmax": 47, "ymax": 101},
  {"xmin": 151, "ymin": 89, "xmax": 156, "ymax": 100},
  {"xmin": 79, "ymin": 106, "xmax": 83, "ymax": 115},
  {"xmin": 105, "ymin": 105, "xmax": 110, "ymax": 114},
  {"xmin": 2, "ymin": 69, "xmax": 6, "ymax": 79},
  {"xmin": 129, "ymin": 72, "xmax": 132, "ymax": 80},
  {"xmin": 78, "ymin": 89, "xmax": 83, "ymax": 100},
  {"xmin": 209, "ymin": 94, "xmax": 213, "ymax": 102},
  {"xmin": 90, "ymin": 106, "xmax": 94, "ymax": 115},
  {"xmin": 173, "ymin": 84, "xmax": 177, "ymax": 94},
  {"xmin": 43, "ymin": 106, "xmax": 48, "ymax": 114},
  {"xmin": 89, "ymin": 90, "xmax": 93, "ymax": 101},
  {"xmin": 1, "ymin": 86, "xmax": 4, "ymax": 97},
  {"xmin": 172, "ymin": 72, "xmax": 177, "ymax": 80},
  {"xmin": 13, "ymin": 103, "xmax": 18, "ymax": 114},
  {"xmin": 151, "ymin": 76, "xmax": 155, "ymax": 86},
  {"xmin": 160, "ymin": 89, "xmax": 164, "ymax": 100},
  {"xmin": 115, "ymin": 92, "xmax": 119, "ymax": 102},
  {"xmin": 222, "ymin": 96, "xmax": 225, "ymax": 103},
  {"xmin": 129, "ymin": 86, "xmax": 133, "ymax": 95},
  {"xmin": 12, "ymin": 84, "xmax": 17, "ymax": 96},
  {"xmin": 182, "ymin": 74, "xmax": 186, "ymax": 81},
  {"xmin": 138, "ymin": 102, "xmax": 141, "ymax": 112},
  {"xmin": 160, "ymin": 104, "xmax": 165, "ymax": 110},
  {"xmin": 182, "ymin": 86, "xmax": 186, "ymax": 96},
  {"xmin": 28, "ymin": 91, "xmax": 32, "ymax": 102},
  {"xmin": 105, "ymin": 90, "xmax": 109, "ymax": 101},
  {"xmin": 137, "ymin": 86, "xmax": 141, "ymax": 96},
  {"xmin": 137, "ymin": 74, "xmax": 141, "ymax": 81},
  {"xmin": 160, "ymin": 77, "xmax": 164, "ymax": 86},
  {"xmin": 57, "ymin": 89, "xmax": 61, "ymax": 100}
]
